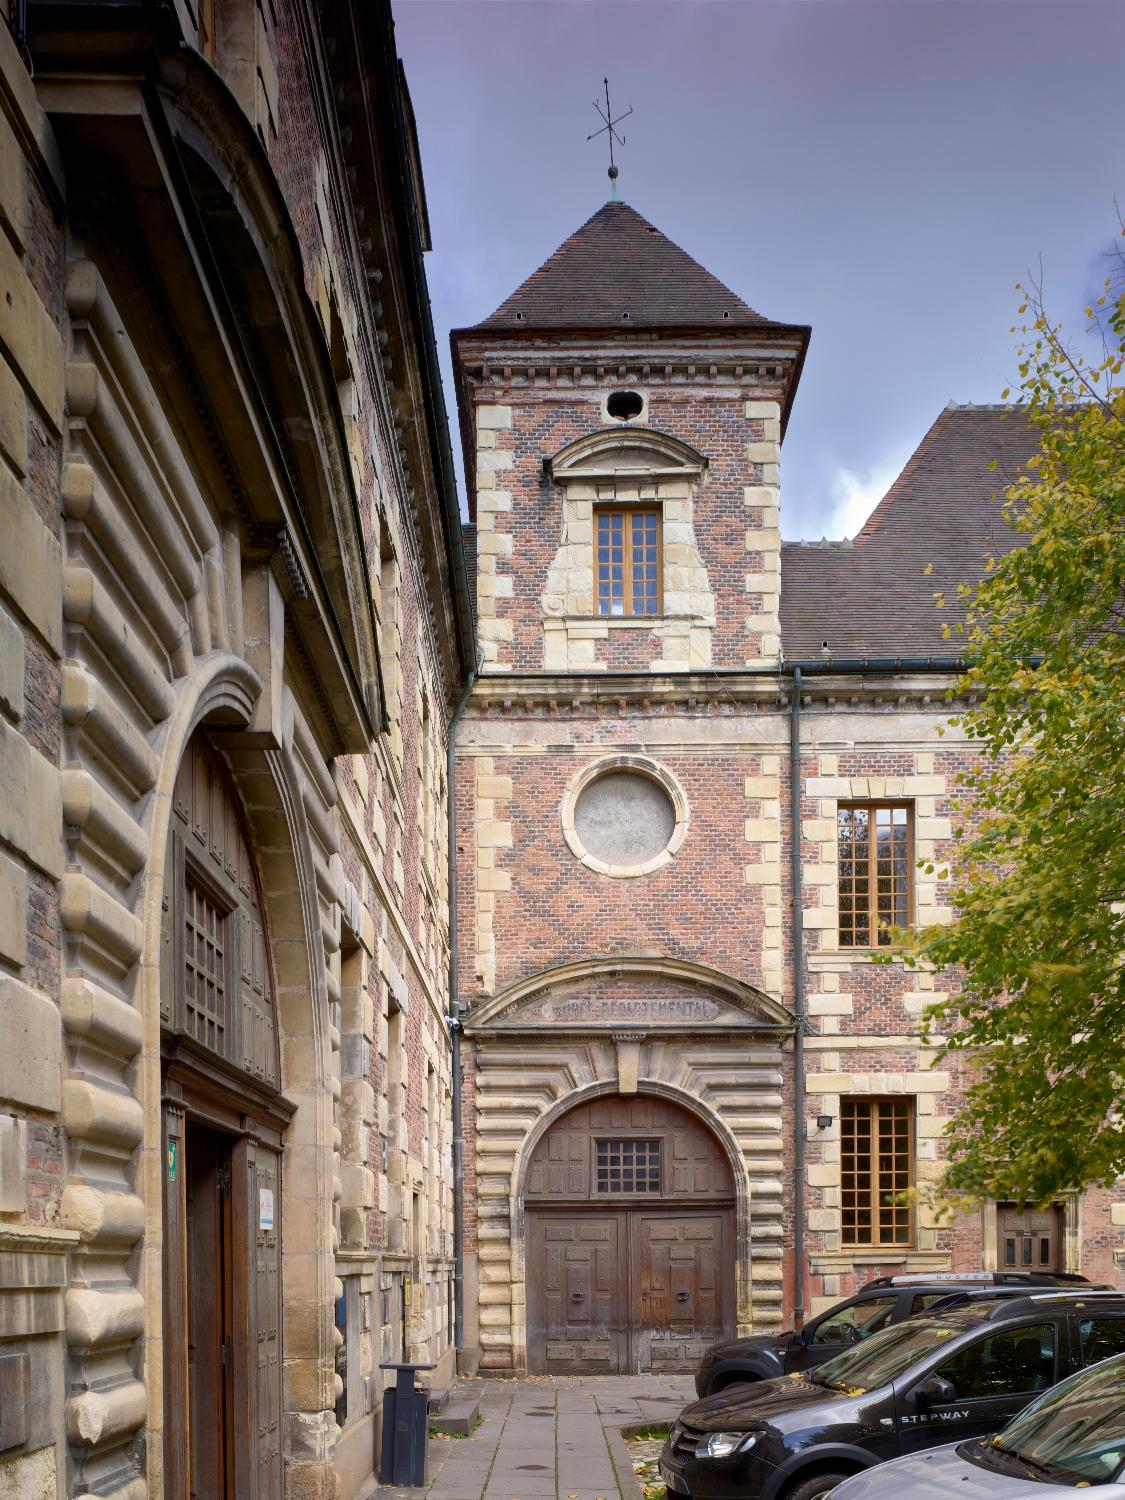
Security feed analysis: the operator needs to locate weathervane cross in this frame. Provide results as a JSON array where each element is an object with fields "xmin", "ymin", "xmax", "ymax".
[{"xmin": 587, "ymin": 78, "xmax": 633, "ymax": 200}]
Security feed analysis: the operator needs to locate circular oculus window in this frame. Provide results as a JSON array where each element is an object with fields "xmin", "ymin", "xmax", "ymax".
[
  {"xmin": 607, "ymin": 389, "xmax": 645, "ymax": 422},
  {"xmin": 562, "ymin": 756, "xmax": 688, "ymax": 877}
]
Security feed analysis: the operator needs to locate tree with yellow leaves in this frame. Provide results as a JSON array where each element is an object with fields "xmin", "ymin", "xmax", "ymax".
[{"xmin": 899, "ymin": 227, "xmax": 1125, "ymax": 1206}]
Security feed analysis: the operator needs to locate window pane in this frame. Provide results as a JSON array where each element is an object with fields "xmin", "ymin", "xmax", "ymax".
[
  {"xmin": 1079, "ymin": 1317, "xmax": 1125, "ymax": 1365},
  {"xmin": 595, "ymin": 1138, "xmax": 662, "ymax": 1194},
  {"xmin": 809, "ymin": 1295, "xmax": 897, "ymax": 1346},
  {"xmin": 934, "ymin": 1323, "xmax": 1056, "ymax": 1398},
  {"xmin": 839, "ymin": 803, "xmax": 911, "ymax": 947},
  {"xmin": 842, "ymin": 1098, "xmax": 913, "ymax": 1246},
  {"xmin": 594, "ymin": 508, "xmax": 661, "ymax": 617}
]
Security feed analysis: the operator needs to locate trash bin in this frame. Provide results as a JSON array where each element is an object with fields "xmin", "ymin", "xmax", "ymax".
[{"xmin": 379, "ymin": 1361, "xmax": 435, "ymax": 1486}]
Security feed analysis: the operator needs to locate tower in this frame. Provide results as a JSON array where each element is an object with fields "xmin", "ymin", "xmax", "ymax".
[
  {"xmin": 452, "ymin": 200, "xmax": 810, "ymax": 676},
  {"xmin": 451, "ymin": 201, "xmax": 809, "ymax": 1374}
]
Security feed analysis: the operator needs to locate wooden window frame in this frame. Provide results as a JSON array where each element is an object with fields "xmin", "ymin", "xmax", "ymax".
[
  {"xmin": 593, "ymin": 1136, "xmax": 663, "ymax": 1195},
  {"xmin": 594, "ymin": 505, "xmax": 663, "ymax": 617},
  {"xmin": 841, "ymin": 1096, "xmax": 915, "ymax": 1248},
  {"xmin": 837, "ymin": 801, "xmax": 914, "ymax": 948}
]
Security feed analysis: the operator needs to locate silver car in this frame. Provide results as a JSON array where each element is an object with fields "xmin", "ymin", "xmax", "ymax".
[{"xmin": 829, "ymin": 1351, "xmax": 1125, "ymax": 1497}]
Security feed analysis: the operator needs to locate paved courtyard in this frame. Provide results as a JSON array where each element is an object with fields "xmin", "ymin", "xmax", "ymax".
[{"xmin": 372, "ymin": 1376, "xmax": 696, "ymax": 1500}]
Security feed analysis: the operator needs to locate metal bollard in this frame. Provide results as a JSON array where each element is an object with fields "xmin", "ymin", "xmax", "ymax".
[{"xmin": 379, "ymin": 1361, "xmax": 435, "ymax": 1486}]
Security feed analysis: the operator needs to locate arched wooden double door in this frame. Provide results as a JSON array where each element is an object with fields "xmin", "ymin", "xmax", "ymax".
[
  {"xmin": 161, "ymin": 732, "xmax": 290, "ymax": 1499},
  {"xmin": 526, "ymin": 1096, "xmax": 734, "ymax": 1374}
]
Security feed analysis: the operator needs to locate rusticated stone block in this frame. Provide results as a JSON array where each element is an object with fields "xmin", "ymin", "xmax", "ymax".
[{"xmin": 0, "ymin": 975, "xmax": 60, "ymax": 1111}]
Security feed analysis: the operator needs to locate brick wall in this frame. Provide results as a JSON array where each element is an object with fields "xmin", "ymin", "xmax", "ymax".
[{"xmin": 466, "ymin": 374, "xmax": 785, "ymax": 672}]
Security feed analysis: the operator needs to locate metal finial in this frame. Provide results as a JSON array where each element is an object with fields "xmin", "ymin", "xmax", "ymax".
[{"xmin": 587, "ymin": 78, "xmax": 632, "ymax": 201}]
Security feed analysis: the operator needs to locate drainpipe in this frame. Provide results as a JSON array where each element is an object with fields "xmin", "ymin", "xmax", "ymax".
[
  {"xmin": 789, "ymin": 665, "xmax": 807, "ymax": 1329},
  {"xmin": 447, "ymin": 665, "xmax": 477, "ymax": 1355}
]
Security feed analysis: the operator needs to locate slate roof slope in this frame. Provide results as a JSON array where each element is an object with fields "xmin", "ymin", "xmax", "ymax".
[
  {"xmin": 781, "ymin": 405, "xmax": 1039, "ymax": 660},
  {"xmin": 477, "ymin": 200, "xmax": 785, "ymax": 330}
]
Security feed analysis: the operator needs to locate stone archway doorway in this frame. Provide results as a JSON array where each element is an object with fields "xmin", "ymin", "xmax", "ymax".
[
  {"xmin": 159, "ymin": 730, "xmax": 292, "ymax": 1499},
  {"xmin": 525, "ymin": 1096, "xmax": 735, "ymax": 1375}
]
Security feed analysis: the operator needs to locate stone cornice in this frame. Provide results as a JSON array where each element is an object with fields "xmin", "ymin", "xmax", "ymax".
[
  {"xmin": 456, "ymin": 341, "xmax": 800, "ymax": 394},
  {"xmin": 463, "ymin": 669, "xmax": 967, "ymax": 716},
  {"xmin": 0, "ymin": 1225, "xmax": 81, "ymax": 1255}
]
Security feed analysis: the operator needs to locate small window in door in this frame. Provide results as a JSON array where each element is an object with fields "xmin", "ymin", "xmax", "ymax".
[
  {"xmin": 933, "ymin": 1322, "xmax": 1056, "ymax": 1398},
  {"xmin": 595, "ymin": 1138, "xmax": 661, "ymax": 1194},
  {"xmin": 1079, "ymin": 1317, "xmax": 1125, "ymax": 1365},
  {"xmin": 808, "ymin": 1294, "xmax": 897, "ymax": 1346}
]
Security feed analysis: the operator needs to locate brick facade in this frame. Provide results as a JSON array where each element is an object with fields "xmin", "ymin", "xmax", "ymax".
[{"xmin": 451, "ymin": 202, "xmax": 1125, "ymax": 1374}]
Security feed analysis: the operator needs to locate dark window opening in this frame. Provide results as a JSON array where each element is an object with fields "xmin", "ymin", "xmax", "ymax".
[{"xmin": 607, "ymin": 389, "xmax": 644, "ymax": 421}]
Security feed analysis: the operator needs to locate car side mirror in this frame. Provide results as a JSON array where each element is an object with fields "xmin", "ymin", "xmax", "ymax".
[{"xmin": 914, "ymin": 1376, "xmax": 956, "ymax": 1410}]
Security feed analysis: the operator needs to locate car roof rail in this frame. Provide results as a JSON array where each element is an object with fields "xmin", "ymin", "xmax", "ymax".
[
  {"xmin": 927, "ymin": 1285, "xmax": 1063, "ymax": 1312},
  {"xmin": 863, "ymin": 1270, "xmax": 1093, "ymax": 1291},
  {"xmin": 982, "ymin": 1289, "xmax": 1125, "ymax": 1319}
]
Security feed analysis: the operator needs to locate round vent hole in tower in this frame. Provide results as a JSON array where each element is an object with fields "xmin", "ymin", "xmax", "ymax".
[
  {"xmin": 573, "ymin": 771, "xmax": 675, "ymax": 867},
  {"xmin": 607, "ymin": 389, "xmax": 644, "ymax": 421}
]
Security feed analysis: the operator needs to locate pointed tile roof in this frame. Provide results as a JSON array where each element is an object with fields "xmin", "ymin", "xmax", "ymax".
[{"xmin": 477, "ymin": 200, "xmax": 779, "ymax": 330}]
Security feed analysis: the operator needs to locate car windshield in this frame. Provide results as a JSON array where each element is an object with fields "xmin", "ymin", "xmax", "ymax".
[
  {"xmin": 810, "ymin": 1317, "xmax": 966, "ymax": 1393},
  {"xmin": 991, "ymin": 1356, "xmax": 1125, "ymax": 1483}
]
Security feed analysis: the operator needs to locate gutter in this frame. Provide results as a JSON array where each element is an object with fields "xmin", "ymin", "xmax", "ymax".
[
  {"xmin": 789, "ymin": 665, "xmax": 807, "ymax": 1328},
  {"xmin": 784, "ymin": 657, "xmax": 969, "ymax": 675},
  {"xmin": 447, "ymin": 664, "xmax": 478, "ymax": 1356},
  {"xmin": 465, "ymin": 656, "xmax": 971, "ymax": 684}
]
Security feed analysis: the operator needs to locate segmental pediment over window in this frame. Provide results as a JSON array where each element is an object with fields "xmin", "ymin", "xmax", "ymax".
[
  {"xmin": 546, "ymin": 428, "xmax": 708, "ymax": 486},
  {"xmin": 464, "ymin": 956, "xmax": 794, "ymax": 1036}
]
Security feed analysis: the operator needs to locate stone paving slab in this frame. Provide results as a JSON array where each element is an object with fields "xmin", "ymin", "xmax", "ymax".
[{"xmin": 365, "ymin": 1375, "xmax": 696, "ymax": 1500}]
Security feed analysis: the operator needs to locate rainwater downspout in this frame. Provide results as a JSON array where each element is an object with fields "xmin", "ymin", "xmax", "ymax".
[
  {"xmin": 447, "ymin": 665, "xmax": 477, "ymax": 1355},
  {"xmin": 789, "ymin": 665, "xmax": 807, "ymax": 1329}
]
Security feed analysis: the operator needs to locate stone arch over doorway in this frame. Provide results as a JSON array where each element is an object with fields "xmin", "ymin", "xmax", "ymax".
[
  {"xmin": 463, "ymin": 961, "xmax": 790, "ymax": 1372},
  {"xmin": 516, "ymin": 1087, "xmax": 738, "ymax": 1375},
  {"xmin": 131, "ymin": 660, "xmax": 337, "ymax": 1499}
]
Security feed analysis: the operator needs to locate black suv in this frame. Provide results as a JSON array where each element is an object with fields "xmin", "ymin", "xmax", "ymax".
[
  {"xmin": 661, "ymin": 1289, "xmax": 1125, "ymax": 1500},
  {"xmin": 693, "ymin": 1271, "xmax": 1095, "ymax": 1397}
]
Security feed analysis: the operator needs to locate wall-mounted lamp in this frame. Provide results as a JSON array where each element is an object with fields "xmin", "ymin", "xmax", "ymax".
[{"xmin": 816, "ymin": 1115, "xmax": 834, "ymax": 1131}]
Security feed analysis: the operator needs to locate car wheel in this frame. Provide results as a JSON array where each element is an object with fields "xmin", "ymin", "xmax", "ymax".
[{"xmin": 782, "ymin": 1473, "xmax": 852, "ymax": 1500}]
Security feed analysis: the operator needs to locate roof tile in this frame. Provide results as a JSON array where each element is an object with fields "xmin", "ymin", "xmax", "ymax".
[
  {"xmin": 477, "ymin": 200, "xmax": 782, "ymax": 331},
  {"xmin": 781, "ymin": 406, "xmax": 1038, "ymax": 659}
]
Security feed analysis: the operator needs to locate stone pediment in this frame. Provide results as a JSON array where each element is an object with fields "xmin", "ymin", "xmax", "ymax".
[
  {"xmin": 546, "ymin": 429, "xmax": 707, "ymax": 485},
  {"xmin": 465, "ymin": 956, "xmax": 793, "ymax": 1036}
]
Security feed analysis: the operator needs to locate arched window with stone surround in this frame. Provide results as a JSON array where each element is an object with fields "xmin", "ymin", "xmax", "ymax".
[{"xmin": 161, "ymin": 730, "xmax": 280, "ymax": 1087}]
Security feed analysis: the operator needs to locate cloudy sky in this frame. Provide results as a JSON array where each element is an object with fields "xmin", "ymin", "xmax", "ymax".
[{"xmin": 394, "ymin": 0, "xmax": 1124, "ymax": 540}]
